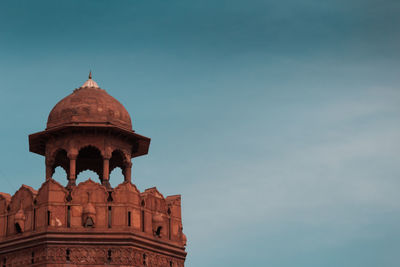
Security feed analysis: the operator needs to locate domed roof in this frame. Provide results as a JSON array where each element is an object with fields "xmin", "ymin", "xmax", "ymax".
[{"xmin": 47, "ymin": 74, "xmax": 132, "ymax": 130}]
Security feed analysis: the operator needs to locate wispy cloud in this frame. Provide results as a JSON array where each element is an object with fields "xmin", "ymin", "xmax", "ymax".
[{"xmin": 183, "ymin": 86, "xmax": 400, "ymax": 258}]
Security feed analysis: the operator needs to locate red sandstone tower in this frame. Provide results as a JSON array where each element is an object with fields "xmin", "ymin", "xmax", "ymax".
[{"xmin": 0, "ymin": 74, "xmax": 187, "ymax": 266}]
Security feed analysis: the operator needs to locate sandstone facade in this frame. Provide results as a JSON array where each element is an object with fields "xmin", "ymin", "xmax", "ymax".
[{"xmin": 0, "ymin": 74, "xmax": 187, "ymax": 266}]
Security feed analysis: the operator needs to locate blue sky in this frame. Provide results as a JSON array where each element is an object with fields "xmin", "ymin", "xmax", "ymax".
[{"xmin": 1, "ymin": 0, "xmax": 400, "ymax": 266}]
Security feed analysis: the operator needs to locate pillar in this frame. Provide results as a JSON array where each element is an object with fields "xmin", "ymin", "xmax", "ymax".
[
  {"xmin": 67, "ymin": 155, "xmax": 77, "ymax": 188},
  {"xmin": 45, "ymin": 162, "xmax": 53, "ymax": 180},
  {"xmin": 124, "ymin": 162, "xmax": 132, "ymax": 183},
  {"xmin": 102, "ymin": 157, "xmax": 111, "ymax": 188}
]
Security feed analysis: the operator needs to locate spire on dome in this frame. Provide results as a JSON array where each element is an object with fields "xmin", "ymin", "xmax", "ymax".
[{"xmin": 81, "ymin": 71, "xmax": 99, "ymax": 88}]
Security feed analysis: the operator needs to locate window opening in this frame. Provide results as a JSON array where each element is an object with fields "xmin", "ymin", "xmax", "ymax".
[
  {"xmin": 66, "ymin": 249, "xmax": 70, "ymax": 262},
  {"xmin": 109, "ymin": 165, "xmax": 124, "ymax": 188},
  {"xmin": 143, "ymin": 253, "xmax": 147, "ymax": 266},
  {"xmin": 141, "ymin": 210, "xmax": 145, "ymax": 232},
  {"xmin": 107, "ymin": 249, "xmax": 112, "ymax": 262},
  {"xmin": 128, "ymin": 211, "xmax": 131, "ymax": 227},
  {"xmin": 155, "ymin": 226, "xmax": 162, "ymax": 237},
  {"xmin": 168, "ymin": 217, "xmax": 171, "ymax": 240},
  {"xmin": 108, "ymin": 206, "xmax": 112, "ymax": 228},
  {"xmin": 67, "ymin": 206, "xmax": 71, "ymax": 228},
  {"xmin": 107, "ymin": 191, "xmax": 113, "ymax": 202},
  {"xmin": 47, "ymin": 210, "xmax": 51, "ymax": 226},
  {"xmin": 33, "ymin": 208, "xmax": 36, "ymax": 230},
  {"xmin": 85, "ymin": 216, "xmax": 94, "ymax": 228},
  {"xmin": 15, "ymin": 223, "xmax": 22, "ymax": 233}
]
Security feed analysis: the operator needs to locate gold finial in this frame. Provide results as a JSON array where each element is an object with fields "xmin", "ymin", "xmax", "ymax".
[{"xmin": 81, "ymin": 71, "xmax": 99, "ymax": 88}]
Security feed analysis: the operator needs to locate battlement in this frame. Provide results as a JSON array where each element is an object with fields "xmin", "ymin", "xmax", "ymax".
[
  {"xmin": 0, "ymin": 179, "xmax": 186, "ymax": 266},
  {"xmin": 0, "ymin": 179, "xmax": 185, "ymax": 244}
]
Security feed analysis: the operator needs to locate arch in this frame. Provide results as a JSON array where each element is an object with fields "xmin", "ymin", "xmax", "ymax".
[
  {"xmin": 155, "ymin": 226, "xmax": 162, "ymax": 237},
  {"xmin": 52, "ymin": 166, "xmax": 68, "ymax": 187},
  {"xmin": 109, "ymin": 167, "xmax": 124, "ymax": 188},
  {"xmin": 15, "ymin": 222, "xmax": 22, "ymax": 233},
  {"xmin": 110, "ymin": 149, "xmax": 126, "ymax": 171},
  {"xmin": 76, "ymin": 146, "xmax": 103, "ymax": 183},
  {"xmin": 51, "ymin": 149, "xmax": 69, "ymax": 179},
  {"xmin": 84, "ymin": 216, "xmax": 94, "ymax": 228},
  {"xmin": 77, "ymin": 170, "xmax": 99, "ymax": 181},
  {"xmin": 109, "ymin": 149, "xmax": 131, "ymax": 184}
]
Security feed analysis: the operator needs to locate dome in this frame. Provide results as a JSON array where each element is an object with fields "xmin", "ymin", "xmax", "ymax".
[{"xmin": 47, "ymin": 74, "xmax": 132, "ymax": 130}]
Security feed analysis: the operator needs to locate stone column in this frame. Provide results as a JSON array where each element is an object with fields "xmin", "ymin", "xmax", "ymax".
[
  {"xmin": 45, "ymin": 159, "xmax": 53, "ymax": 180},
  {"xmin": 67, "ymin": 154, "xmax": 77, "ymax": 188},
  {"xmin": 102, "ymin": 157, "xmax": 111, "ymax": 188},
  {"xmin": 124, "ymin": 162, "xmax": 132, "ymax": 183},
  {"xmin": 45, "ymin": 165, "xmax": 52, "ymax": 180}
]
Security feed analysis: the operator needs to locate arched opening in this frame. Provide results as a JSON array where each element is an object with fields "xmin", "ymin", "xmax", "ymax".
[
  {"xmin": 84, "ymin": 216, "xmax": 94, "ymax": 228},
  {"xmin": 66, "ymin": 249, "xmax": 70, "ymax": 262},
  {"xmin": 110, "ymin": 150, "xmax": 125, "ymax": 170},
  {"xmin": 51, "ymin": 149, "xmax": 69, "ymax": 183},
  {"xmin": 52, "ymin": 166, "xmax": 68, "ymax": 187},
  {"xmin": 76, "ymin": 146, "xmax": 103, "ymax": 183},
  {"xmin": 109, "ymin": 150, "xmax": 129, "ymax": 185},
  {"xmin": 155, "ymin": 226, "xmax": 162, "ymax": 237},
  {"xmin": 67, "ymin": 206, "xmax": 70, "ymax": 228},
  {"xmin": 47, "ymin": 210, "xmax": 51, "ymax": 226},
  {"xmin": 77, "ymin": 170, "xmax": 99, "ymax": 181},
  {"xmin": 141, "ymin": 200, "xmax": 145, "ymax": 232},
  {"xmin": 15, "ymin": 223, "xmax": 22, "ymax": 233},
  {"xmin": 108, "ymin": 206, "xmax": 112, "ymax": 228},
  {"xmin": 110, "ymin": 167, "xmax": 124, "ymax": 188},
  {"xmin": 107, "ymin": 249, "xmax": 112, "ymax": 263},
  {"xmin": 142, "ymin": 253, "xmax": 147, "ymax": 266}
]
